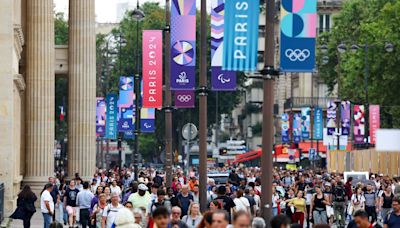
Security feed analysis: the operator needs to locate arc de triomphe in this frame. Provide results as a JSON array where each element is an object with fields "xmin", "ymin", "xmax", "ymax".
[{"xmin": 0, "ymin": 0, "xmax": 96, "ymax": 214}]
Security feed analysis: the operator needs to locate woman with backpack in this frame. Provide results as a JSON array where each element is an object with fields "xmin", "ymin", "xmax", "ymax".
[
  {"xmin": 349, "ymin": 187, "xmax": 365, "ymax": 218},
  {"xmin": 10, "ymin": 185, "xmax": 37, "ymax": 228}
]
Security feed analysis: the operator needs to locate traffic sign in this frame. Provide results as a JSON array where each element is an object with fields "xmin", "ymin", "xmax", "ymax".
[{"xmin": 182, "ymin": 123, "xmax": 198, "ymax": 140}]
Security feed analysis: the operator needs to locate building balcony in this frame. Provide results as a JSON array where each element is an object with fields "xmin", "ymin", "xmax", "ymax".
[{"xmin": 284, "ymin": 97, "xmax": 338, "ymax": 110}]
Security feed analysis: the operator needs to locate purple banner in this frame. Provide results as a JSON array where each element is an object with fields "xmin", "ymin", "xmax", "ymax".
[
  {"xmin": 96, "ymin": 97, "xmax": 106, "ymax": 137},
  {"xmin": 341, "ymin": 101, "xmax": 351, "ymax": 136},
  {"xmin": 211, "ymin": 0, "xmax": 236, "ymax": 91},
  {"xmin": 118, "ymin": 76, "xmax": 134, "ymax": 132},
  {"xmin": 171, "ymin": 0, "xmax": 196, "ymax": 90},
  {"xmin": 354, "ymin": 105, "xmax": 365, "ymax": 144},
  {"xmin": 326, "ymin": 101, "xmax": 337, "ymax": 135},
  {"xmin": 174, "ymin": 91, "xmax": 195, "ymax": 108}
]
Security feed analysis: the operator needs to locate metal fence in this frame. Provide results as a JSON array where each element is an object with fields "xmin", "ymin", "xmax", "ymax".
[{"xmin": 0, "ymin": 182, "xmax": 4, "ymax": 223}]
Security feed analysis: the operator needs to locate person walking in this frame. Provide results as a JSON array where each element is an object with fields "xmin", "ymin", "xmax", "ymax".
[
  {"xmin": 177, "ymin": 185, "xmax": 194, "ymax": 217},
  {"xmin": 310, "ymin": 185, "xmax": 328, "ymax": 225},
  {"xmin": 182, "ymin": 203, "xmax": 202, "ymax": 228},
  {"xmin": 76, "ymin": 182, "xmax": 95, "ymax": 228},
  {"xmin": 384, "ymin": 197, "xmax": 400, "ymax": 228},
  {"xmin": 364, "ymin": 184, "xmax": 378, "ymax": 223},
  {"xmin": 333, "ymin": 181, "xmax": 347, "ymax": 228},
  {"xmin": 41, "ymin": 183, "xmax": 55, "ymax": 228},
  {"xmin": 10, "ymin": 185, "xmax": 37, "ymax": 228},
  {"xmin": 380, "ymin": 184, "xmax": 394, "ymax": 223},
  {"xmin": 91, "ymin": 193, "xmax": 107, "ymax": 228},
  {"xmin": 169, "ymin": 206, "xmax": 188, "ymax": 228},
  {"xmin": 102, "ymin": 192, "xmax": 123, "ymax": 228},
  {"xmin": 286, "ymin": 190, "xmax": 307, "ymax": 226},
  {"xmin": 64, "ymin": 180, "xmax": 80, "ymax": 227},
  {"xmin": 350, "ymin": 187, "xmax": 366, "ymax": 216}
]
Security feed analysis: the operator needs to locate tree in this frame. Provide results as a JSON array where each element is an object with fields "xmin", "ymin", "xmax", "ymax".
[
  {"xmin": 318, "ymin": 0, "xmax": 400, "ymax": 128},
  {"xmin": 55, "ymin": 12, "xmax": 69, "ymax": 140}
]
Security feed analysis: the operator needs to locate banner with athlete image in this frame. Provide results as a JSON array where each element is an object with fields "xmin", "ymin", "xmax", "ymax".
[
  {"xmin": 313, "ymin": 107, "xmax": 323, "ymax": 140},
  {"xmin": 174, "ymin": 91, "xmax": 195, "ymax": 108},
  {"xmin": 293, "ymin": 113, "xmax": 302, "ymax": 143},
  {"xmin": 105, "ymin": 94, "xmax": 118, "ymax": 140},
  {"xmin": 301, "ymin": 107, "xmax": 311, "ymax": 139},
  {"xmin": 211, "ymin": 0, "xmax": 236, "ymax": 91},
  {"xmin": 280, "ymin": 0, "xmax": 317, "ymax": 72},
  {"xmin": 223, "ymin": 0, "xmax": 260, "ymax": 72},
  {"xmin": 171, "ymin": 0, "xmax": 196, "ymax": 90},
  {"xmin": 281, "ymin": 113, "xmax": 290, "ymax": 143},
  {"xmin": 326, "ymin": 101, "xmax": 337, "ymax": 135},
  {"xmin": 369, "ymin": 105, "xmax": 380, "ymax": 145},
  {"xmin": 142, "ymin": 30, "xmax": 163, "ymax": 108},
  {"xmin": 118, "ymin": 77, "xmax": 134, "ymax": 132},
  {"xmin": 96, "ymin": 97, "xmax": 107, "ymax": 137},
  {"xmin": 341, "ymin": 101, "xmax": 351, "ymax": 136},
  {"xmin": 354, "ymin": 105, "xmax": 365, "ymax": 144}
]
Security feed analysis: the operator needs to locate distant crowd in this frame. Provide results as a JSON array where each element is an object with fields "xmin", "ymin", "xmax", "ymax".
[{"xmin": 9, "ymin": 165, "xmax": 400, "ymax": 228}]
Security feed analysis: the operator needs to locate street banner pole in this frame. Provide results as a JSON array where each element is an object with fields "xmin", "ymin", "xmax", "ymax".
[
  {"xmin": 199, "ymin": 0, "xmax": 208, "ymax": 213},
  {"xmin": 165, "ymin": 0, "xmax": 173, "ymax": 187},
  {"xmin": 261, "ymin": 0, "xmax": 277, "ymax": 222}
]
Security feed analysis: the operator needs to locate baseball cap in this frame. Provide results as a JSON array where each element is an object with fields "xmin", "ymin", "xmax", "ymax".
[{"xmin": 138, "ymin": 183, "xmax": 148, "ymax": 191}]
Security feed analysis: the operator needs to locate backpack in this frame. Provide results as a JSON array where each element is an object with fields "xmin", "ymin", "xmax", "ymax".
[{"xmin": 334, "ymin": 186, "xmax": 346, "ymax": 202}]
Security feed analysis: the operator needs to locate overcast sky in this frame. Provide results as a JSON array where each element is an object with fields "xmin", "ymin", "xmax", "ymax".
[{"xmin": 54, "ymin": 0, "xmax": 201, "ymax": 23}]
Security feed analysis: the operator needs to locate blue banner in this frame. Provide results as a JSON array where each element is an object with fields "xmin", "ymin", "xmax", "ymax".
[
  {"xmin": 313, "ymin": 107, "xmax": 323, "ymax": 140},
  {"xmin": 281, "ymin": 113, "xmax": 290, "ymax": 143},
  {"xmin": 118, "ymin": 107, "xmax": 134, "ymax": 132},
  {"xmin": 124, "ymin": 131, "xmax": 135, "ymax": 140},
  {"xmin": 105, "ymin": 94, "xmax": 118, "ymax": 140},
  {"xmin": 293, "ymin": 113, "xmax": 302, "ymax": 143},
  {"xmin": 223, "ymin": 0, "xmax": 259, "ymax": 72},
  {"xmin": 301, "ymin": 107, "xmax": 311, "ymax": 139},
  {"xmin": 280, "ymin": 0, "xmax": 317, "ymax": 72},
  {"xmin": 118, "ymin": 76, "xmax": 134, "ymax": 132}
]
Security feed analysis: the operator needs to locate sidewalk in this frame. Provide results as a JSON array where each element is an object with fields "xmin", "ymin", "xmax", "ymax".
[{"xmin": 11, "ymin": 211, "xmax": 44, "ymax": 228}]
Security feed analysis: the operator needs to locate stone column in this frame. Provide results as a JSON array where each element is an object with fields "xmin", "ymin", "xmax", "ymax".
[
  {"xmin": 24, "ymin": 0, "xmax": 55, "ymax": 186},
  {"xmin": 68, "ymin": 0, "xmax": 96, "ymax": 179}
]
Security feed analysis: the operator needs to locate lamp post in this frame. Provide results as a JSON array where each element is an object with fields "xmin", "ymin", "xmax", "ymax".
[
  {"xmin": 336, "ymin": 42, "xmax": 393, "ymax": 148},
  {"xmin": 131, "ymin": 0, "xmax": 145, "ymax": 181}
]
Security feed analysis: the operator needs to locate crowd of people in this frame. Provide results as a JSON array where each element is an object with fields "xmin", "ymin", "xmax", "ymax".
[{"xmin": 10, "ymin": 166, "xmax": 400, "ymax": 228}]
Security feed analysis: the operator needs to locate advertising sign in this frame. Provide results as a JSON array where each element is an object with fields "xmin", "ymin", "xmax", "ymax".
[
  {"xmin": 223, "ymin": 0, "xmax": 260, "ymax": 72},
  {"xmin": 171, "ymin": 0, "xmax": 196, "ymax": 90},
  {"xmin": 142, "ymin": 30, "xmax": 163, "ymax": 108},
  {"xmin": 96, "ymin": 97, "xmax": 106, "ymax": 137},
  {"xmin": 313, "ymin": 107, "xmax": 323, "ymax": 140},
  {"xmin": 174, "ymin": 90, "xmax": 195, "ymax": 108},
  {"xmin": 105, "ymin": 94, "xmax": 118, "ymax": 140},
  {"xmin": 280, "ymin": 0, "xmax": 317, "ymax": 72},
  {"xmin": 369, "ymin": 105, "xmax": 380, "ymax": 145},
  {"xmin": 354, "ymin": 105, "xmax": 365, "ymax": 144},
  {"xmin": 301, "ymin": 107, "xmax": 311, "ymax": 139},
  {"xmin": 211, "ymin": 0, "xmax": 236, "ymax": 90},
  {"xmin": 281, "ymin": 113, "xmax": 290, "ymax": 143}
]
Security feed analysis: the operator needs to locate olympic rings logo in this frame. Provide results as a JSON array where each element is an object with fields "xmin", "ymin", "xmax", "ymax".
[
  {"xmin": 177, "ymin": 95, "xmax": 192, "ymax": 102},
  {"xmin": 285, "ymin": 49, "xmax": 310, "ymax": 62}
]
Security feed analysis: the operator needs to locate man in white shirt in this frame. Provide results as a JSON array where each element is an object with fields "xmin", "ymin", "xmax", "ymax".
[
  {"xmin": 110, "ymin": 180, "xmax": 122, "ymax": 197},
  {"xmin": 41, "ymin": 183, "xmax": 55, "ymax": 228},
  {"xmin": 102, "ymin": 192, "xmax": 123, "ymax": 228}
]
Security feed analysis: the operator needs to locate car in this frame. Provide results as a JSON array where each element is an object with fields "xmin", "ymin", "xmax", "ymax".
[{"xmin": 207, "ymin": 172, "xmax": 229, "ymax": 185}]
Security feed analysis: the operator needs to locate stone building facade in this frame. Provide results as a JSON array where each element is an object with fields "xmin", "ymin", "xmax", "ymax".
[{"xmin": 0, "ymin": 0, "xmax": 96, "ymax": 215}]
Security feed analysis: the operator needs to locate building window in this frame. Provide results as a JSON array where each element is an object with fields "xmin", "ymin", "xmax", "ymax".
[{"xmin": 318, "ymin": 14, "xmax": 331, "ymax": 33}]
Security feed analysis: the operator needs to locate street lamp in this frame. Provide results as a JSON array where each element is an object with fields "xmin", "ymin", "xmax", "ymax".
[
  {"xmin": 337, "ymin": 42, "xmax": 394, "ymax": 147},
  {"xmin": 130, "ymin": 0, "xmax": 145, "ymax": 181}
]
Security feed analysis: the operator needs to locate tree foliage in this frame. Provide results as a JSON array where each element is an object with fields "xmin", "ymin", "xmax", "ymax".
[
  {"xmin": 318, "ymin": 0, "xmax": 400, "ymax": 128},
  {"xmin": 55, "ymin": 12, "xmax": 69, "ymax": 140}
]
